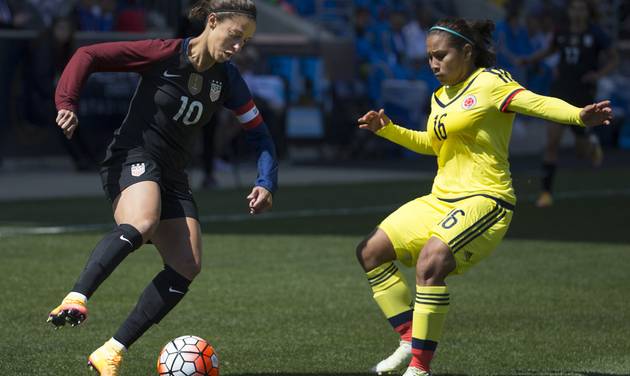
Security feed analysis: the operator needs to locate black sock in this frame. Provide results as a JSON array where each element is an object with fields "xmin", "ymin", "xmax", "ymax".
[
  {"xmin": 72, "ymin": 224, "xmax": 143, "ymax": 298},
  {"xmin": 114, "ymin": 265, "xmax": 192, "ymax": 348},
  {"xmin": 541, "ymin": 162, "xmax": 557, "ymax": 193}
]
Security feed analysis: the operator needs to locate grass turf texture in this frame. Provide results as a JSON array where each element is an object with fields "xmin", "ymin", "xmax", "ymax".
[{"xmin": 0, "ymin": 166, "xmax": 629, "ymax": 375}]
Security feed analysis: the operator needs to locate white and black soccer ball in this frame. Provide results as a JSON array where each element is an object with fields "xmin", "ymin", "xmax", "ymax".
[{"xmin": 156, "ymin": 335, "xmax": 219, "ymax": 376}]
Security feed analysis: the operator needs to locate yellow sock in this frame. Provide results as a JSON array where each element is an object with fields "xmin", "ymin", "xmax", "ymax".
[
  {"xmin": 366, "ymin": 262, "xmax": 413, "ymax": 341},
  {"xmin": 410, "ymin": 285, "xmax": 450, "ymax": 371}
]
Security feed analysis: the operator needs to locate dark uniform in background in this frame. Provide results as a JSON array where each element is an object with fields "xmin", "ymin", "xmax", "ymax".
[{"xmin": 549, "ymin": 24, "xmax": 611, "ymax": 134}]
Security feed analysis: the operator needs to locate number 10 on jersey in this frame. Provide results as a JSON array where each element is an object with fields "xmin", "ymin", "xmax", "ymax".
[{"xmin": 173, "ymin": 96, "xmax": 203, "ymax": 125}]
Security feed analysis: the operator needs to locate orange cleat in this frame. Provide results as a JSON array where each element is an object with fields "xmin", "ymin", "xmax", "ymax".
[
  {"xmin": 88, "ymin": 339, "xmax": 125, "ymax": 376},
  {"xmin": 535, "ymin": 191, "xmax": 554, "ymax": 208},
  {"xmin": 47, "ymin": 293, "xmax": 88, "ymax": 328}
]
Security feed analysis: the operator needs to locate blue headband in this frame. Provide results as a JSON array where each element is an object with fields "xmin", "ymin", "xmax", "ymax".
[{"xmin": 429, "ymin": 26, "xmax": 474, "ymax": 45}]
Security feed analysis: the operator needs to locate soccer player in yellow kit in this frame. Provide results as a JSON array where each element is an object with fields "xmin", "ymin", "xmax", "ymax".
[{"xmin": 356, "ymin": 19, "xmax": 612, "ymax": 376}]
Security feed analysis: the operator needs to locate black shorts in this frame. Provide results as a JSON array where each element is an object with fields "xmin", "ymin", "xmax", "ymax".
[{"xmin": 100, "ymin": 158, "xmax": 199, "ymax": 220}]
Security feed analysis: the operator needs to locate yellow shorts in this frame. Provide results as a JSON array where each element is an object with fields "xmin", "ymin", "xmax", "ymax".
[{"xmin": 378, "ymin": 194, "xmax": 513, "ymax": 275}]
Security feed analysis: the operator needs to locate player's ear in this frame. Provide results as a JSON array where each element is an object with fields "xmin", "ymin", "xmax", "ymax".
[
  {"xmin": 463, "ymin": 44, "xmax": 473, "ymax": 62},
  {"xmin": 206, "ymin": 13, "xmax": 218, "ymax": 30}
]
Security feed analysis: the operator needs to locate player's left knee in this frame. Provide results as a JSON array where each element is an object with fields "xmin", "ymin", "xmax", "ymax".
[
  {"xmin": 416, "ymin": 244, "xmax": 455, "ymax": 284},
  {"xmin": 165, "ymin": 257, "xmax": 201, "ymax": 281},
  {"xmin": 179, "ymin": 260, "xmax": 202, "ymax": 281}
]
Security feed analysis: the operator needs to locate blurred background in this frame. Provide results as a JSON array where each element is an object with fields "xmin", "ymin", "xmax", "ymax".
[
  {"xmin": 0, "ymin": 0, "xmax": 628, "ymax": 197},
  {"xmin": 2, "ymin": 4, "xmax": 629, "ymax": 374}
]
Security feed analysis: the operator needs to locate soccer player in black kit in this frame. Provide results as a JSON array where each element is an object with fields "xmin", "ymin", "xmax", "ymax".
[
  {"xmin": 47, "ymin": 1, "xmax": 276, "ymax": 374},
  {"xmin": 521, "ymin": 0, "xmax": 618, "ymax": 207}
]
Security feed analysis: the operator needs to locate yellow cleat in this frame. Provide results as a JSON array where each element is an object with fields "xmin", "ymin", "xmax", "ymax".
[
  {"xmin": 535, "ymin": 191, "xmax": 553, "ymax": 208},
  {"xmin": 88, "ymin": 340, "xmax": 125, "ymax": 376},
  {"xmin": 47, "ymin": 293, "xmax": 88, "ymax": 328}
]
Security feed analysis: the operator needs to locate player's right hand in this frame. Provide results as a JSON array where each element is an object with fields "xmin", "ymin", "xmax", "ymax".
[
  {"xmin": 357, "ymin": 109, "xmax": 391, "ymax": 133},
  {"xmin": 56, "ymin": 109, "xmax": 78, "ymax": 139}
]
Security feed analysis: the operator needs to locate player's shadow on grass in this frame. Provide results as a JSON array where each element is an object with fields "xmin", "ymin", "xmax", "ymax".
[
  {"xmin": 228, "ymin": 373, "xmax": 467, "ymax": 376},
  {"xmin": 228, "ymin": 373, "xmax": 629, "ymax": 376},
  {"xmin": 500, "ymin": 372, "xmax": 630, "ymax": 376}
]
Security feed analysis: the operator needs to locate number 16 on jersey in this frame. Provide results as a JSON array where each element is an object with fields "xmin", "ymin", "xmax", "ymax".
[{"xmin": 433, "ymin": 113, "xmax": 447, "ymax": 141}]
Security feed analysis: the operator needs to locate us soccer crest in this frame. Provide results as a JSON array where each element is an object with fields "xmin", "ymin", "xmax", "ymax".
[
  {"xmin": 188, "ymin": 73, "xmax": 203, "ymax": 95},
  {"xmin": 131, "ymin": 163, "xmax": 145, "ymax": 177},
  {"xmin": 210, "ymin": 80, "xmax": 222, "ymax": 102}
]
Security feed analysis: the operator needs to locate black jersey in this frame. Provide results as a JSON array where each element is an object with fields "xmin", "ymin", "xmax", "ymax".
[
  {"xmin": 55, "ymin": 38, "xmax": 277, "ymax": 192},
  {"xmin": 551, "ymin": 25, "xmax": 611, "ymax": 96}
]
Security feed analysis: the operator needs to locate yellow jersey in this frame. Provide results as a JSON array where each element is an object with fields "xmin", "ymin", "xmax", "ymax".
[{"xmin": 377, "ymin": 67, "xmax": 584, "ymax": 206}]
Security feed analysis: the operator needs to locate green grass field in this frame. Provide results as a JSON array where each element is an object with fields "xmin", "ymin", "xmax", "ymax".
[{"xmin": 1, "ymin": 165, "xmax": 629, "ymax": 375}]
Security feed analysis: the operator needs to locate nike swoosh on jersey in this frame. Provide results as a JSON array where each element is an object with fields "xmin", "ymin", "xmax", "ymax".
[
  {"xmin": 119, "ymin": 235, "xmax": 133, "ymax": 246},
  {"xmin": 163, "ymin": 70, "xmax": 181, "ymax": 78}
]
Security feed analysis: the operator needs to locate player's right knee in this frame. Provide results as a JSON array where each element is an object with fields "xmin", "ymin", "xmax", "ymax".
[
  {"xmin": 356, "ymin": 239, "xmax": 389, "ymax": 271},
  {"xmin": 355, "ymin": 238, "xmax": 372, "ymax": 268}
]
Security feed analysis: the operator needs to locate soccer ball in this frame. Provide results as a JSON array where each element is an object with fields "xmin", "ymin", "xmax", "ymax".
[{"xmin": 157, "ymin": 335, "xmax": 219, "ymax": 376}]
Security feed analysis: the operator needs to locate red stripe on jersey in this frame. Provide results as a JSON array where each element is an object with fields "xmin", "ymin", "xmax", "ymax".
[
  {"xmin": 234, "ymin": 99, "xmax": 255, "ymax": 115},
  {"xmin": 500, "ymin": 88, "xmax": 525, "ymax": 113},
  {"xmin": 233, "ymin": 99, "xmax": 263, "ymax": 129},
  {"xmin": 242, "ymin": 116, "xmax": 263, "ymax": 130}
]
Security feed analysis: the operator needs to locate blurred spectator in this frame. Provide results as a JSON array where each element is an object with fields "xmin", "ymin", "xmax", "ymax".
[
  {"xmin": 29, "ymin": 16, "xmax": 97, "ymax": 170},
  {"xmin": 25, "ymin": 0, "xmax": 74, "ymax": 28},
  {"xmin": 268, "ymin": 0, "xmax": 297, "ymax": 15},
  {"xmin": 116, "ymin": 0, "xmax": 146, "ymax": 32},
  {"xmin": 382, "ymin": 8, "xmax": 407, "ymax": 67},
  {"xmin": 76, "ymin": 0, "xmax": 115, "ymax": 31},
  {"xmin": 493, "ymin": 2, "xmax": 533, "ymax": 83},
  {"xmin": 327, "ymin": 79, "xmax": 371, "ymax": 160},
  {"xmin": 235, "ymin": 48, "xmax": 287, "ymax": 159},
  {"xmin": 523, "ymin": 7, "xmax": 555, "ymax": 95},
  {"xmin": 423, "ymin": 0, "xmax": 457, "ymax": 20},
  {"xmin": 283, "ymin": 0, "xmax": 313, "ymax": 16},
  {"xmin": 0, "ymin": 0, "xmax": 12, "ymax": 28},
  {"xmin": 354, "ymin": 6, "xmax": 378, "ymax": 78},
  {"xmin": 619, "ymin": 1, "xmax": 630, "ymax": 40},
  {"xmin": 0, "ymin": 0, "xmax": 53, "ymax": 166},
  {"xmin": 1, "ymin": 0, "xmax": 44, "ymax": 29},
  {"xmin": 402, "ymin": 4, "xmax": 432, "ymax": 62}
]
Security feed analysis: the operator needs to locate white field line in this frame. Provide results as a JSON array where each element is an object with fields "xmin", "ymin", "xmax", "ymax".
[{"xmin": 1, "ymin": 188, "xmax": 629, "ymax": 237}]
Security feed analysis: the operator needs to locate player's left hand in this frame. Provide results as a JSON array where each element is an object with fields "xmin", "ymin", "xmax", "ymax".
[
  {"xmin": 246, "ymin": 186, "xmax": 272, "ymax": 215},
  {"xmin": 580, "ymin": 100, "xmax": 613, "ymax": 127}
]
